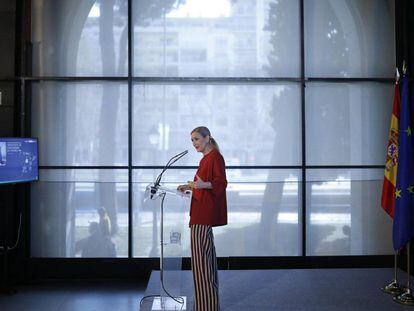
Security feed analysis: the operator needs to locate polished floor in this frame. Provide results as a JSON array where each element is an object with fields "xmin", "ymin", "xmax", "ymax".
[
  {"xmin": 1, "ymin": 268, "xmax": 412, "ymax": 310},
  {"xmin": 141, "ymin": 268, "xmax": 413, "ymax": 311},
  {"xmin": 0, "ymin": 280, "xmax": 147, "ymax": 311}
]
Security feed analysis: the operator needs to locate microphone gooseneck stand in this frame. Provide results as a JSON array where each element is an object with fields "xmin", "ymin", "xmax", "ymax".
[{"xmin": 150, "ymin": 150, "xmax": 188, "ymax": 199}]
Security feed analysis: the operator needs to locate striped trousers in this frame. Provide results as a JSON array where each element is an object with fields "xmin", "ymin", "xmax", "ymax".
[{"xmin": 190, "ymin": 224, "xmax": 220, "ymax": 311}]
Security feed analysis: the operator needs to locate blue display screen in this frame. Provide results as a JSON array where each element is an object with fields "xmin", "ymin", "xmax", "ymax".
[{"xmin": 0, "ymin": 137, "xmax": 39, "ymax": 184}]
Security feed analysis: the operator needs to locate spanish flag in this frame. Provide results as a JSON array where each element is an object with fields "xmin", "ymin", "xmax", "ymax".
[{"xmin": 381, "ymin": 81, "xmax": 400, "ymax": 218}]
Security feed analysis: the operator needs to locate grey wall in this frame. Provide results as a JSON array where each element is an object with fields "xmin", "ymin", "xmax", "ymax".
[
  {"xmin": 0, "ymin": 0, "xmax": 16, "ymax": 136},
  {"xmin": 0, "ymin": 1, "xmax": 16, "ymax": 77}
]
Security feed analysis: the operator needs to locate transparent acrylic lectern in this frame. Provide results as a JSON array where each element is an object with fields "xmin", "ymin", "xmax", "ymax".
[{"xmin": 144, "ymin": 182, "xmax": 191, "ymax": 311}]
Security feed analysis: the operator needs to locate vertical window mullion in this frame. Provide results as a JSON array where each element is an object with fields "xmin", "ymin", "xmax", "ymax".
[
  {"xmin": 128, "ymin": 0, "xmax": 133, "ymax": 258},
  {"xmin": 300, "ymin": 0, "xmax": 306, "ymax": 257}
]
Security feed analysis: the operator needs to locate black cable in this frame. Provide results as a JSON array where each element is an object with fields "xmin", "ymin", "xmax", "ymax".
[
  {"xmin": 7, "ymin": 212, "xmax": 22, "ymax": 250},
  {"xmin": 0, "ymin": 212, "xmax": 22, "ymax": 251},
  {"xmin": 139, "ymin": 294, "xmax": 159, "ymax": 308}
]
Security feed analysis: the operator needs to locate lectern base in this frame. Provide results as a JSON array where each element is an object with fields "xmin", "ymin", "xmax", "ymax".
[{"xmin": 151, "ymin": 296, "xmax": 187, "ymax": 310}]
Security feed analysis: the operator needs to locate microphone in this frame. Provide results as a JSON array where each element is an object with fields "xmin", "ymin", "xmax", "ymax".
[
  {"xmin": 150, "ymin": 185, "xmax": 157, "ymax": 199},
  {"xmin": 150, "ymin": 150, "xmax": 188, "ymax": 199}
]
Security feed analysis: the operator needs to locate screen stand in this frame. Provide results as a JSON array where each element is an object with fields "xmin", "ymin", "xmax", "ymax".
[{"xmin": 0, "ymin": 204, "xmax": 18, "ymax": 296}]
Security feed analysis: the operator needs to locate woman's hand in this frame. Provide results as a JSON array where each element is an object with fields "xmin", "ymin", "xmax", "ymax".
[
  {"xmin": 188, "ymin": 175, "xmax": 212, "ymax": 190},
  {"xmin": 177, "ymin": 184, "xmax": 191, "ymax": 192}
]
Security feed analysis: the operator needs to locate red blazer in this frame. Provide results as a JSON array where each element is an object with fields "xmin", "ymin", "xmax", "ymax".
[{"xmin": 189, "ymin": 148, "xmax": 228, "ymax": 227}]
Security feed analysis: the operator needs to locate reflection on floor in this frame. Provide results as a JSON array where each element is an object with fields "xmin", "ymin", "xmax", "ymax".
[
  {"xmin": 0, "ymin": 280, "xmax": 147, "ymax": 311},
  {"xmin": 142, "ymin": 268, "xmax": 408, "ymax": 311},
  {"xmin": 0, "ymin": 268, "xmax": 408, "ymax": 311}
]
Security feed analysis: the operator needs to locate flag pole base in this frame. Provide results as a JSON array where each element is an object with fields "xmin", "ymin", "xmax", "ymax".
[
  {"xmin": 393, "ymin": 287, "xmax": 414, "ymax": 306},
  {"xmin": 381, "ymin": 279, "xmax": 403, "ymax": 295}
]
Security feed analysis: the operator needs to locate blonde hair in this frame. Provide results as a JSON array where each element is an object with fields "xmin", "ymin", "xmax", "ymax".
[{"xmin": 191, "ymin": 126, "xmax": 220, "ymax": 152}]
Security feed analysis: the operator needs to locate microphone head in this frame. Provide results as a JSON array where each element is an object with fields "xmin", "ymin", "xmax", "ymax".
[{"xmin": 150, "ymin": 183, "xmax": 157, "ymax": 199}]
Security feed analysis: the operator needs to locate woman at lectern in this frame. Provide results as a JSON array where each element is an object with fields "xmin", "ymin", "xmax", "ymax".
[{"xmin": 177, "ymin": 126, "xmax": 228, "ymax": 311}]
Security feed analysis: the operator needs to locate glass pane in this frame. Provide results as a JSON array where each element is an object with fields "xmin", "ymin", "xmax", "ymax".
[
  {"xmin": 305, "ymin": 0, "xmax": 395, "ymax": 77},
  {"xmin": 133, "ymin": 83, "xmax": 301, "ymax": 166},
  {"xmin": 0, "ymin": 83, "xmax": 14, "ymax": 136},
  {"xmin": 31, "ymin": 169, "xmax": 128, "ymax": 258},
  {"xmin": 306, "ymin": 82, "xmax": 393, "ymax": 165},
  {"xmin": 31, "ymin": 81, "xmax": 128, "ymax": 166},
  {"xmin": 31, "ymin": 0, "xmax": 128, "ymax": 76},
  {"xmin": 133, "ymin": 0, "xmax": 300, "ymax": 77},
  {"xmin": 0, "ymin": 107, "xmax": 13, "ymax": 137},
  {"xmin": 0, "ymin": 2, "xmax": 16, "ymax": 76},
  {"xmin": 0, "ymin": 83, "xmax": 14, "ymax": 107},
  {"xmin": 133, "ymin": 168, "xmax": 301, "ymax": 257},
  {"xmin": 306, "ymin": 169, "xmax": 393, "ymax": 256}
]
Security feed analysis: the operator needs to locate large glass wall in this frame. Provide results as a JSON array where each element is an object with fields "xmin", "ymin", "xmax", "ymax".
[{"xmin": 30, "ymin": 0, "xmax": 395, "ymax": 258}]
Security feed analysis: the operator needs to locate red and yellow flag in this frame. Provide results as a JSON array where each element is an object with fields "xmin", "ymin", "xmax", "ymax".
[{"xmin": 381, "ymin": 82, "xmax": 400, "ymax": 218}]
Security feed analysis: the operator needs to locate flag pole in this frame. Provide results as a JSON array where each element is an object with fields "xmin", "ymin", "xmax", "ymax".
[
  {"xmin": 394, "ymin": 242, "xmax": 414, "ymax": 305},
  {"xmin": 381, "ymin": 67, "xmax": 403, "ymax": 296},
  {"xmin": 381, "ymin": 250, "xmax": 403, "ymax": 295}
]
